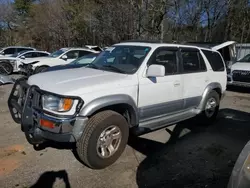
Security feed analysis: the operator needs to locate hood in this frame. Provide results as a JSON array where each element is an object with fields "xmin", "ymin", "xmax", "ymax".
[
  {"xmin": 231, "ymin": 62, "xmax": 250, "ymax": 71},
  {"xmin": 45, "ymin": 64, "xmax": 84, "ymax": 72},
  {"xmin": 22, "ymin": 56, "xmax": 51, "ymax": 64},
  {"xmin": 27, "ymin": 68, "xmax": 137, "ymax": 96},
  {"xmin": 211, "ymin": 41, "xmax": 236, "ymax": 51}
]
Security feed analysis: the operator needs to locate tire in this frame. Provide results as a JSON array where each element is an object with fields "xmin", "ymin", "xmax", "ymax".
[
  {"xmin": 35, "ymin": 66, "xmax": 49, "ymax": 74},
  {"xmin": 0, "ymin": 62, "xmax": 13, "ymax": 75},
  {"xmin": 198, "ymin": 90, "xmax": 220, "ymax": 125},
  {"xmin": 76, "ymin": 110, "xmax": 129, "ymax": 169}
]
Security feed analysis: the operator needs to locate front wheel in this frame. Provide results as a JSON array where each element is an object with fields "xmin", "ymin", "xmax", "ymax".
[
  {"xmin": 76, "ymin": 110, "xmax": 129, "ymax": 169},
  {"xmin": 0, "ymin": 62, "xmax": 13, "ymax": 75},
  {"xmin": 34, "ymin": 66, "xmax": 49, "ymax": 74}
]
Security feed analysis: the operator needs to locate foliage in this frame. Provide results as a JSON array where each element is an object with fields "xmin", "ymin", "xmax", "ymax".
[{"xmin": 0, "ymin": 0, "xmax": 250, "ymax": 51}]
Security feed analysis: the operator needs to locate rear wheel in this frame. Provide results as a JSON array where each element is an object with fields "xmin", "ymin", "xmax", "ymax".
[
  {"xmin": 76, "ymin": 110, "xmax": 129, "ymax": 169},
  {"xmin": 198, "ymin": 90, "xmax": 220, "ymax": 125}
]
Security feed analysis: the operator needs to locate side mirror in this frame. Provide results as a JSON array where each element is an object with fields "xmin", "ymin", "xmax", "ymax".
[
  {"xmin": 61, "ymin": 55, "xmax": 68, "ymax": 60},
  {"xmin": 0, "ymin": 51, "xmax": 5, "ymax": 55},
  {"xmin": 146, "ymin": 64, "xmax": 165, "ymax": 77},
  {"xmin": 20, "ymin": 56, "xmax": 25, "ymax": 60}
]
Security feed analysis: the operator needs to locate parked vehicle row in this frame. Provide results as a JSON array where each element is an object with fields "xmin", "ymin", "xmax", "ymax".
[{"xmin": 0, "ymin": 45, "xmax": 103, "ymax": 75}]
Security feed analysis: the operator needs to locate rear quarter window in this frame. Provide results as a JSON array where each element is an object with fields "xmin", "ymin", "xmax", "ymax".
[{"xmin": 202, "ymin": 50, "xmax": 225, "ymax": 71}]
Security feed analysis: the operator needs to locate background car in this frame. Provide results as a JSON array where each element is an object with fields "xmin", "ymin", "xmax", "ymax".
[
  {"xmin": 0, "ymin": 46, "xmax": 36, "ymax": 57},
  {"xmin": 44, "ymin": 52, "xmax": 100, "ymax": 73},
  {"xmin": 21, "ymin": 47, "xmax": 101, "ymax": 74},
  {"xmin": 0, "ymin": 50, "xmax": 50, "ymax": 75},
  {"xmin": 227, "ymin": 53, "xmax": 250, "ymax": 87},
  {"xmin": 0, "ymin": 74, "xmax": 14, "ymax": 85}
]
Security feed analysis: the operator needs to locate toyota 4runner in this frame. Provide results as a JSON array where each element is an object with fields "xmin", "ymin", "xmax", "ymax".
[{"xmin": 8, "ymin": 41, "xmax": 227, "ymax": 169}]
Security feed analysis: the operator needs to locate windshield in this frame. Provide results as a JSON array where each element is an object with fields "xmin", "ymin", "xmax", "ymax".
[
  {"xmin": 69, "ymin": 53, "xmax": 99, "ymax": 65},
  {"xmin": 88, "ymin": 45, "xmax": 151, "ymax": 74},
  {"xmin": 238, "ymin": 54, "xmax": 250, "ymax": 63},
  {"xmin": 48, "ymin": 49, "xmax": 66, "ymax": 58}
]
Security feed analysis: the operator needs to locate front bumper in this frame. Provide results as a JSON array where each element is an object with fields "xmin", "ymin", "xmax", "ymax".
[
  {"xmin": 227, "ymin": 74, "xmax": 250, "ymax": 88},
  {"xmin": 18, "ymin": 63, "xmax": 34, "ymax": 76},
  {"xmin": 227, "ymin": 81, "xmax": 250, "ymax": 88},
  {"xmin": 8, "ymin": 78, "xmax": 86, "ymax": 144}
]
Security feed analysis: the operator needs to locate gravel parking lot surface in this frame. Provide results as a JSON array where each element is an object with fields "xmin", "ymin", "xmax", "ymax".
[{"xmin": 0, "ymin": 81, "xmax": 249, "ymax": 188}]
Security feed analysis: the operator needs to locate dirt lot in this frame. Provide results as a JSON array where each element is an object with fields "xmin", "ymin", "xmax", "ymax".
[{"xmin": 0, "ymin": 82, "xmax": 250, "ymax": 188}]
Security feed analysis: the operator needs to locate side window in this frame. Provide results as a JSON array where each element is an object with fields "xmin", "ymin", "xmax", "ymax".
[
  {"xmin": 16, "ymin": 48, "xmax": 26, "ymax": 53},
  {"xmin": 3, "ymin": 48, "xmax": 15, "ymax": 55},
  {"xmin": 148, "ymin": 48, "xmax": 178, "ymax": 75},
  {"xmin": 66, "ymin": 50, "xmax": 79, "ymax": 59},
  {"xmin": 23, "ymin": 52, "xmax": 33, "ymax": 58},
  {"xmin": 202, "ymin": 50, "xmax": 225, "ymax": 71},
  {"xmin": 181, "ymin": 49, "xmax": 206, "ymax": 73},
  {"xmin": 37, "ymin": 52, "xmax": 49, "ymax": 57},
  {"xmin": 79, "ymin": 50, "xmax": 93, "ymax": 58}
]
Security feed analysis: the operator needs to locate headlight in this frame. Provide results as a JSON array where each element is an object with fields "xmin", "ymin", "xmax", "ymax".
[{"xmin": 42, "ymin": 94, "xmax": 74, "ymax": 112}]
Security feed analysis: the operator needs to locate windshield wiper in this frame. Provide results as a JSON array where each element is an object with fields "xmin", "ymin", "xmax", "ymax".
[{"xmin": 103, "ymin": 65, "xmax": 126, "ymax": 73}]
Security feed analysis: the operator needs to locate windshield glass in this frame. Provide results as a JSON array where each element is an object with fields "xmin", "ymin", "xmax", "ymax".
[
  {"xmin": 238, "ymin": 54, "xmax": 250, "ymax": 63},
  {"xmin": 88, "ymin": 45, "xmax": 151, "ymax": 74},
  {"xmin": 69, "ymin": 53, "xmax": 99, "ymax": 65},
  {"xmin": 48, "ymin": 49, "xmax": 67, "ymax": 58}
]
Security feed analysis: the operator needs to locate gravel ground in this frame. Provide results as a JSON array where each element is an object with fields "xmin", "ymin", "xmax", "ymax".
[{"xmin": 0, "ymin": 79, "xmax": 249, "ymax": 188}]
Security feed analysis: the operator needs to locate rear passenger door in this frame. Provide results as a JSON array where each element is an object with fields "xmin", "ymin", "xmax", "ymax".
[{"xmin": 179, "ymin": 47, "xmax": 208, "ymax": 109}]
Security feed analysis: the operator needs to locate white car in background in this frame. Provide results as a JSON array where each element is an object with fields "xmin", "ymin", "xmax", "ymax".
[
  {"xmin": 0, "ymin": 46, "xmax": 36, "ymax": 57},
  {"xmin": 0, "ymin": 50, "xmax": 50, "ymax": 75},
  {"xmin": 21, "ymin": 47, "xmax": 101, "ymax": 74},
  {"xmin": 227, "ymin": 53, "xmax": 250, "ymax": 87}
]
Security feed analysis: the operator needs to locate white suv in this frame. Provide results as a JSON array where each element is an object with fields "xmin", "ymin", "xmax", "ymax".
[
  {"xmin": 0, "ymin": 50, "xmax": 50, "ymax": 74},
  {"xmin": 8, "ymin": 41, "xmax": 227, "ymax": 169},
  {"xmin": 227, "ymin": 53, "xmax": 250, "ymax": 87},
  {"xmin": 21, "ymin": 47, "xmax": 101, "ymax": 74}
]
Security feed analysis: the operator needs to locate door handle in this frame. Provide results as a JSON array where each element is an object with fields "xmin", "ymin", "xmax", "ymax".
[{"xmin": 174, "ymin": 82, "xmax": 180, "ymax": 86}]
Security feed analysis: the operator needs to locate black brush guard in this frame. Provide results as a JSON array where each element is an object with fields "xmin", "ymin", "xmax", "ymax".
[{"xmin": 8, "ymin": 78, "xmax": 42, "ymax": 132}]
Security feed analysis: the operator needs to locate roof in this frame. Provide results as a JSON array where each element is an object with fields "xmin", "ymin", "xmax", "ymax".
[
  {"xmin": 116, "ymin": 41, "xmax": 215, "ymax": 51},
  {"xmin": 2, "ymin": 46, "xmax": 35, "ymax": 49}
]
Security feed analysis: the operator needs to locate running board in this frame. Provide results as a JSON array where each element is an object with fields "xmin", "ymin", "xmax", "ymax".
[{"xmin": 132, "ymin": 109, "xmax": 197, "ymax": 135}]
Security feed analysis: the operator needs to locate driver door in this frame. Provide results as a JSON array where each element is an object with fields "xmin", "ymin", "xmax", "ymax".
[{"xmin": 138, "ymin": 47, "xmax": 183, "ymax": 123}]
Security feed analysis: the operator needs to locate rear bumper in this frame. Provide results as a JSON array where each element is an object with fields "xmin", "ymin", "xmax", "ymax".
[{"xmin": 8, "ymin": 78, "xmax": 86, "ymax": 144}]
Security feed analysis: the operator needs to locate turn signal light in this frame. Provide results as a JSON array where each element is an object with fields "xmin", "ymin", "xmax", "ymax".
[
  {"xmin": 40, "ymin": 119, "xmax": 55, "ymax": 129},
  {"xmin": 62, "ymin": 98, "xmax": 73, "ymax": 111}
]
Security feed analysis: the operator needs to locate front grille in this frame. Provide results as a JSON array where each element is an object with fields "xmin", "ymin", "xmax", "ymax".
[{"xmin": 232, "ymin": 70, "xmax": 250, "ymax": 83}]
